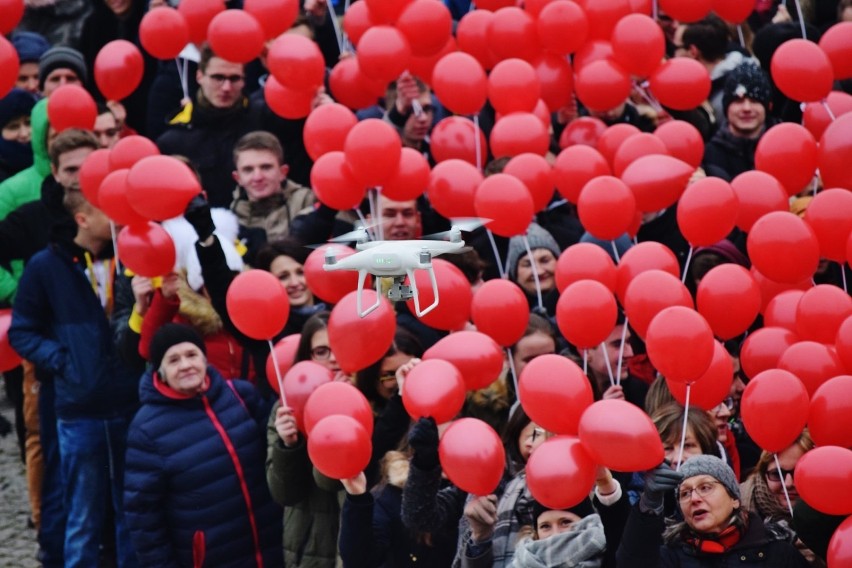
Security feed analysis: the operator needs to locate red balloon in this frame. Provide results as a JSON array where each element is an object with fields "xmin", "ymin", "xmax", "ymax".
[
  {"xmin": 556, "ymin": 280, "xmax": 618, "ymax": 350},
  {"xmin": 364, "ymin": 0, "xmax": 412, "ymax": 23},
  {"xmin": 597, "ymin": 123, "xmax": 641, "ymax": 167},
  {"xmin": 0, "ymin": 36, "xmax": 19, "ymax": 99},
  {"xmin": 649, "ymin": 58, "xmax": 711, "ymax": 111},
  {"xmin": 139, "ymin": 8, "xmax": 190, "ymax": 60},
  {"xmin": 207, "ymin": 9, "xmax": 264, "ymax": 64},
  {"xmin": 328, "ymin": 290, "xmax": 397, "ymax": 373},
  {"xmin": 94, "ymin": 40, "xmax": 144, "ymax": 101},
  {"xmin": 78, "ymin": 149, "xmax": 112, "ymax": 207},
  {"xmin": 475, "ymin": 174, "xmax": 535, "ymax": 237},
  {"xmin": 741, "ymin": 368, "xmax": 809, "ymax": 452},
  {"xmin": 397, "ymin": 0, "xmax": 452, "ymax": 57},
  {"xmin": 573, "ymin": 40, "xmax": 615, "ymax": 73},
  {"xmin": 504, "ymin": 153, "xmax": 554, "ymax": 213},
  {"xmin": 328, "ymin": 57, "xmax": 384, "ymax": 111},
  {"xmin": 573, "ymin": 0, "xmax": 631, "ymax": 40},
  {"xmin": 803, "ymin": 91, "xmax": 852, "ymax": 140},
  {"xmin": 730, "ymin": 171, "xmax": 788, "ymax": 233},
  {"xmin": 178, "ymin": 0, "xmax": 224, "ymax": 45},
  {"xmin": 309, "ymin": 151, "xmax": 365, "ymax": 211},
  {"xmin": 797, "ymin": 285, "xmax": 852, "ymax": 345},
  {"xmin": 432, "ymin": 52, "xmax": 488, "ymax": 114},
  {"xmin": 402, "ymin": 359, "xmax": 466, "ymax": 424},
  {"xmin": 356, "ymin": 26, "xmax": 411, "ymax": 83},
  {"xmin": 579, "ymin": 399, "xmax": 664, "ymax": 471},
  {"xmin": 342, "ymin": 0, "xmax": 376, "ymax": 46},
  {"xmin": 304, "ymin": 381, "xmax": 374, "ymax": 436},
  {"xmin": 764, "ymin": 290, "xmax": 803, "ymax": 332},
  {"xmin": 838, "ymin": 315, "xmax": 852, "ymax": 373},
  {"xmin": 804, "ymin": 189, "xmax": 852, "ymax": 262},
  {"xmin": 575, "ymin": 59, "xmax": 631, "ymax": 112},
  {"xmin": 676, "ymin": 177, "xmax": 738, "ymax": 247},
  {"xmin": 809, "ymin": 375, "xmax": 852, "ymax": 448},
  {"xmin": 667, "ymin": 341, "xmax": 733, "ymax": 411},
  {"xmin": 490, "ymin": 112, "xmax": 550, "ymax": 158},
  {"xmin": 612, "ymin": 133, "xmax": 669, "ymax": 178},
  {"xmin": 307, "ymin": 415, "xmax": 372, "ymax": 480},
  {"xmin": 406, "ymin": 259, "xmax": 472, "ymax": 331},
  {"xmin": 428, "ymin": 159, "xmax": 482, "ymax": 219},
  {"xmin": 655, "ymin": 120, "xmax": 704, "ymax": 168},
  {"xmin": 268, "ymin": 34, "xmax": 325, "ymax": 90},
  {"xmin": 117, "ymin": 222, "xmax": 176, "ymax": 278},
  {"xmin": 303, "ymin": 244, "xmax": 367, "ymax": 304},
  {"xmin": 280, "ymin": 360, "xmax": 333, "ymax": 432},
  {"xmin": 794, "ymin": 446, "xmax": 852, "ymax": 516},
  {"xmin": 430, "ymin": 116, "xmax": 488, "ymax": 166},
  {"xmin": 622, "ymin": 154, "xmax": 694, "ymax": 213},
  {"xmin": 697, "ymin": 264, "xmax": 761, "ymax": 340},
  {"xmin": 740, "ymin": 326, "xmax": 798, "ymax": 381},
  {"xmin": 753, "ymin": 268, "xmax": 812, "ymax": 315},
  {"xmin": 265, "ymin": 75, "xmax": 315, "ymax": 120},
  {"xmin": 126, "ymin": 156, "xmax": 200, "ymax": 221},
  {"xmin": 0, "ymin": 309, "xmax": 22, "ymax": 372},
  {"xmin": 344, "ymin": 119, "xmax": 402, "ymax": 188},
  {"xmin": 819, "ymin": 22, "xmax": 852, "ymax": 80},
  {"xmin": 537, "ymin": 0, "xmax": 588, "ymax": 55},
  {"xmin": 556, "ymin": 243, "xmax": 617, "ymax": 293},
  {"xmin": 408, "ymin": 35, "xmax": 457, "ymax": 85},
  {"xmin": 646, "ymin": 306, "xmax": 715, "ymax": 383},
  {"xmin": 553, "ymin": 145, "xmax": 611, "ymax": 203},
  {"xmin": 303, "ymin": 103, "xmax": 357, "ymax": 162},
  {"xmin": 457, "ymin": 9, "xmax": 498, "ymax": 70},
  {"xmin": 488, "ymin": 58, "xmax": 540, "ymax": 115},
  {"xmin": 829, "ymin": 516, "xmax": 852, "ymax": 568},
  {"xmin": 559, "ymin": 117, "xmax": 607, "ymax": 149},
  {"xmin": 624, "ymin": 270, "xmax": 693, "ymax": 340},
  {"xmin": 770, "ymin": 39, "xmax": 833, "ymax": 103},
  {"xmin": 110, "ymin": 136, "xmax": 159, "ymax": 171},
  {"xmin": 99, "ymin": 169, "xmax": 148, "ymax": 226},
  {"xmin": 243, "ymin": 0, "xmax": 298, "ymax": 39},
  {"xmin": 778, "ymin": 341, "xmax": 844, "ymax": 396},
  {"xmin": 755, "ymin": 123, "xmax": 818, "ymax": 196},
  {"xmin": 611, "ymin": 14, "xmax": 665, "ymax": 78},
  {"xmin": 526, "ymin": 436, "xmax": 597, "ymax": 509},
  {"xmin": 488, "ymin": 7, "xmax": 539, "ymax": 62},
  {"xmin": 47, "ymin": 85, "xmax": 97, "ymax": 132},
  {"xmin": 577, "ymin": 176, "xmax": 636, "ymax": 241},
  {"xmin": 439, "ymin": 418, "xmax": 506, "ymax": 495},
  {"xmin": 819, "ymin": 112, "xmax": 852, "ymax": 191},
  {"xmin": 0, "ymin": 0, "xmax": 23, "ymax": 34},
  {"xmin": 476, "ymin": 0, "xmax": 515, "ymax": 8},
  {"xmin": 615, "ymin": 241, "xmax": 680, "ymax": 303},
  {"xmin": 713, "ymin": 0, "xmax": 754, "ymax": 23},
  {"xmin": 226, "ymin": 270, "xmax": 289, "ymax": 340},
  {"xmin": 659, "ymin": 0, "xmax": 712, "ymax": 22},
  {"xmin": 471, "ymin": 280, "xmax": 529, "ymax": 347},
  {"xmin": 382, "ymin": 148, "xmax": 430, "ymax": 202},
  {"xmin": 747, "ymin": 212, "xmax": 820, "ymax": 284},
  {"xmin": 424, "ymin": 331, "xmax": 504, "ymax": 390},
  {"xmin": 265, "ymin": 334, "xmax": 301, "ymax": 396}
]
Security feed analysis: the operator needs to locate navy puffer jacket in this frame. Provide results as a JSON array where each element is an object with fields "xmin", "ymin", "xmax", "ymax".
[{"xmin": 124, "ymin": 367, "xmax": 283, "ymax": 567}]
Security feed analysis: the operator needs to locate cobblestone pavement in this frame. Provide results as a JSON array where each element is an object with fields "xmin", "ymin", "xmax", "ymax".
[{"xmin": 0, "ymin": 391, "xmax": 39, "ymax": 568}]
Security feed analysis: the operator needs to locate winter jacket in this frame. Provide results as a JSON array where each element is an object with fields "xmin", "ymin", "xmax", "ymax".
[
  {"xmin": 124, "ymin": 368, "xmax": 283, "ymax": 568},
  {"xmin": 9, "ymin": 239, "xmax": 139, "ymax": 419},
  {"xmin": 702, "ymin": 119, "xmax": 776, "ymax": 182},
  {"xmin": 229, "ymin": 179, "xmax": 315, "ymax": 256}
]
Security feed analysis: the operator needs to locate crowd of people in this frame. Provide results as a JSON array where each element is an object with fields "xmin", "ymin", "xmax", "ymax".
[{"xmin": 1, "ymin": 0, "xmax": 851, "ymax": 566}]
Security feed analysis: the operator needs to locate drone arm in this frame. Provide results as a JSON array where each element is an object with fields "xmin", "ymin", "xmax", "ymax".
[
  {"xmin": 356, "ymin": 269, "xmax": 381, "ymax": 318},
  {"xmin": 410, "ymin": 266, "xmax": 440, "ymax": 318}
]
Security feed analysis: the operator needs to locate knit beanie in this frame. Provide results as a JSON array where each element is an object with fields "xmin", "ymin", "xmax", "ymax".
[
  {"xmin": 38, "ymin": 46, "xmax": 88, "ymax": 91},
  {"xmin": 506, "ymin": 223, "xmax": 561, "ymax": 281},
  {"xmin": 0, "ymin": 88, "xmax": 37, "ymax": 129},
  {"xmin": 149, "ymin": 323, "xmax": 207, "ymax": 372},
  {"xmin": 722, "ymin": 62, "xmax": 772, "ymax": 115},
  {"xmin": 11, "ymin": 31, "xmax": 51, "ymax": 64},
  {"xmin": 678, "ymin": 455, "xmax": 741, "ymax": 500},
  {"xmin": 531, "ymin": 496, "xmax": 596, "ymax": 525}
]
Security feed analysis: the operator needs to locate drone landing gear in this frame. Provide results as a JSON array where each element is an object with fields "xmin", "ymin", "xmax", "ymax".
[{"xmin": 354, "ymin": 270, "xmax": 441, "ymax": 319}]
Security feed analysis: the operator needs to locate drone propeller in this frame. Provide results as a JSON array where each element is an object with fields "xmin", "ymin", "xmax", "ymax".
[{"xmin": 423, "ymin": 217, "xmax": 490, "ymax": 240}]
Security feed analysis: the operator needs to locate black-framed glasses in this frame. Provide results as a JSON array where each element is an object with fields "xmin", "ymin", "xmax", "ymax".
[
  {"xmin": 766, "ymin": 468, "xmax": 795, "ymax": 483},
  {"xmin": 677, "ymin": 480, "xmax": 721, "ymax": 503},
  {"xmin": 311, "ymin": 345, "xmax": 331, "ymax": 360},
  {"xmin": 722, "ymin": 397, "xmax": 735, "ymax": 411},
  {"xmin": 208, "ymin": 74, "xmax": 245, "ymax": 85}
]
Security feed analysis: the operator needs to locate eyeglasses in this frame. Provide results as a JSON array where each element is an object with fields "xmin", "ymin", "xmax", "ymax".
[
  {"xmin": 722, "ymin": 397, "xmax": 735, "ymax": 411},
  {"xmin": 766, "ymin": 468, "xmax": 795, "ymax": 483},
  {"xmin": 379, "ymin": 371, "xmax": 398, "ymax": 383},
  {"xmin": 677, "ymin": 480, "xmax": 721, "ymax": 503},
  {"xmin": 311, "ymin": 345, "xmax": 331, "ymax": 360},
  {"xmin": 207, "ymin": 74, "xmax": 245, "ymax": 85}
]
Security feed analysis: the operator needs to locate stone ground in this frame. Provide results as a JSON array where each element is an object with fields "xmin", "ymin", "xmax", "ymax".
[{"xmin": 0, "ymin": 390, "xmax": 39, "ymax": 568}]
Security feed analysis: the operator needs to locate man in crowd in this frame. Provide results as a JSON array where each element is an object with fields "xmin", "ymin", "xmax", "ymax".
[
  {"xmin": 38, "ymin": 45, "xmax": 87, "ymax": 98},
  {"xmin": 585, "ymin": 317, "xmax": 648, "ymax": 409}
]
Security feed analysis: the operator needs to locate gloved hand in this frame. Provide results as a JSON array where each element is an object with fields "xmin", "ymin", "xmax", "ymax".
[
  {"xmin": 184, "ymin": 194, "xmax": 215, "ymax": 242},
  {"xmin": 408, "ymin": 417, "xmax": 439, "ymax": 470},
  {"xmin": 639, "ymin": 461, "xmax": 683, "ymax": 515}
]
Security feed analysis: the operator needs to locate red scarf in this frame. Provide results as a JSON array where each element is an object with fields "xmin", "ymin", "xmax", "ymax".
[{"xmin": 685, "ymin": 523, "xmax": 743, "ymax": 554}]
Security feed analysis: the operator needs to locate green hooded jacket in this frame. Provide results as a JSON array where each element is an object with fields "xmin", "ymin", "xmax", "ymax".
[{"xmin": 0, "ymin": 98, "xmax": 51, "ymax": 303}]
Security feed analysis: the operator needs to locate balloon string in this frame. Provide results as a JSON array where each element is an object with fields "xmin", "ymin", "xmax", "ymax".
[
  {"xmin": 487, "ymin": 229, "xmax": 506, "ymax": 278},
  {"xmin": 811, "ymin": 173, "xmax": 819, "ymax": 197},
  {"xmin": 109, "ymin": 221, "xmax": 121, "ymax": 277},
  {"xmin": 675, "ymin": 385, "xmax": 691, "ymax": 471},
  {"xmin": 633, "ymin": 81, "xmax": 663, "ymax": 113},
  {"xmin": 353, "ymin": 208, "xmax": 372, "ymax": 240},
  {"xmin": 616, "ymin": 320, "xmax": 628, "ymax": 387},
  {"xmin": 737, "ymin": 25, "xmax": 746, "ymax": 49},
  {"xmin": 374, "ymin": 187, "xmax": 384, "ymax": 241},
  {"xmin": 842, "ymin": 265, "xmax": 848, "ymax": 294},
  {"xmin": 327, "ymin": 7, "xmax": 346, "ymax": 54},
  {"xmin": 473, "ymin": 114, "xmax": 483, "ymax": 172},
  {"xmin": 821, "ymin": 100, "xmax": 837, "ymax": 121},
  {"xmin": 583, "ymin": 348, "xmax": 588, "ymax": 376},
  {"xmin": 600, "ymin": 341, "xmax": 615, "ymax": 388},
  {"xmin": 652, "ymin": 0, "xmax": 658, "ymax": 20},
  {"xmin": 175, "ymin": 58, "xmax": 189, "ymax": 102},
  {"xmin": 506, "ymin": 347, "xmax": 519, "ymax": 405},
  {"xmin": 522, "ymin": 233, "xmax": 545, "ymax": 312},
  {"xmin": 774, "ymin": 453, "xmax": 795, "ymax": 518},
  {"xmin": 793, "ymin": 0, "xmax": 807, "ymax": 39},
  {"xmin": 610, "ymin": 240, "xmax": 621, "ymax": 263},
  {"xmin": 681, "ymin": 246, "xmax": 693, "ymax": 285},
  {"xmin": 267, "ymin": 339, "xmax": 287, "ymax": 408}
]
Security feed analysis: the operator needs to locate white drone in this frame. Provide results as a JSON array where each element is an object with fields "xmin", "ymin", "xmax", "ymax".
[{"xmin": 323, "ymin": 225, "xmax": 469, "ymax": 318}]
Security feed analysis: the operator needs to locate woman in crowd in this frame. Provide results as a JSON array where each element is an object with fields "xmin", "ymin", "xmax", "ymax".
[
  {"xmin": 124, "ymin": 324, "xmax": 282, "ymax": 567},
  {"xmin": 506, "ymin": 223, "xmax": 561, "ymax": 320}
]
